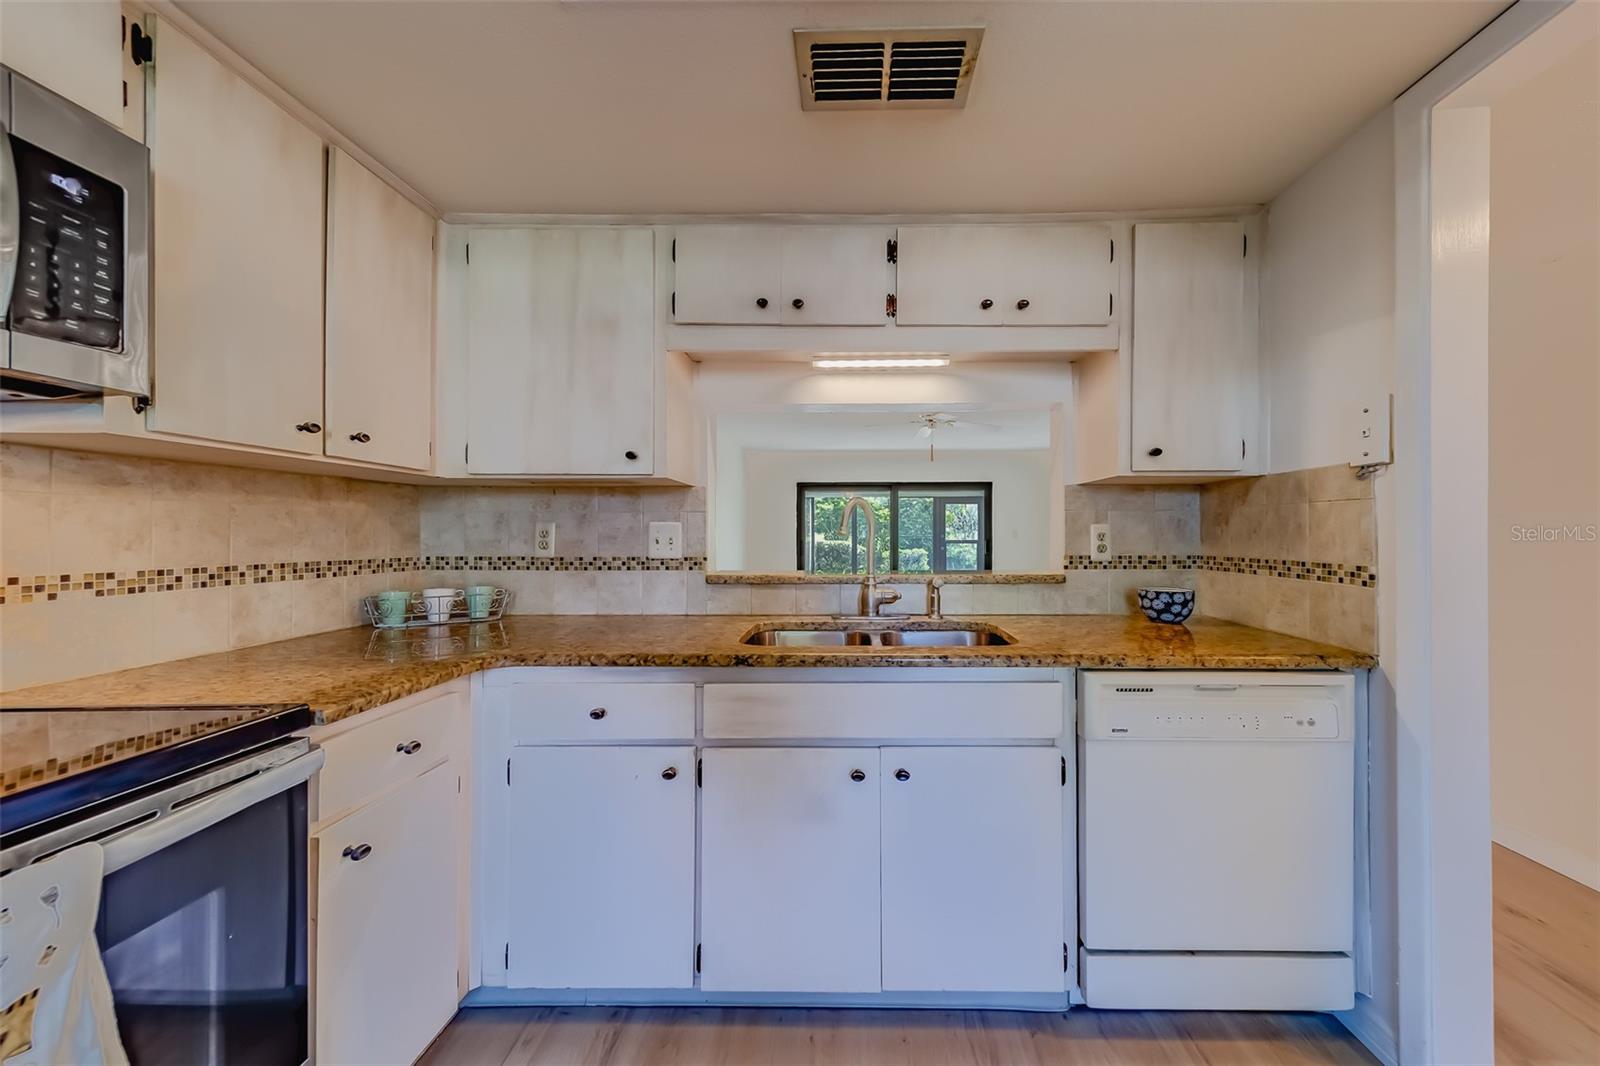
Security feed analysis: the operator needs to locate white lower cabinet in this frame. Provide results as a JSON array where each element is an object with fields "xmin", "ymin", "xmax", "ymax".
[
  {"xmin": 506, "ymin": 746, "xmax": 697, "ymax": 989},
  {"xmin": 699, "ymin": 748, "xmax": 882, "ymax": 992},
  {"xmin": 880, "ymin": 747, "xmax": 1066, "ymax": 992},
  {"xmin": 315, "ymin": 759, "xmax": 459, "ymax": 1066}
]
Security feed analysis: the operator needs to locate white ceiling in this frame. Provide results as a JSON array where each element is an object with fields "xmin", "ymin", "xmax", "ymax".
[
  {"xmin": 175, "ymin": 0, "xmax": 1505, "ymax": 216},
  {"xmin": 717, "ymin": 409, "xmax": 1050, "ymax": 452}
]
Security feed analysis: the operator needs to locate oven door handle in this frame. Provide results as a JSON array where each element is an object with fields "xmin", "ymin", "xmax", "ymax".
[
  {"xmin": 0, "ymin": 118, "xmax": 18, "ymax": 323},
  {"xmin": 101, "ymin": 748, "xmax": 324, "ymax": 874}
]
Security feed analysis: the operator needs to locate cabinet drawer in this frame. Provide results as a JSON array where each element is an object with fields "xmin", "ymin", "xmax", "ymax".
[
  {"xmin": 505, "ymin": 683, "xmax": 696, "ymax": 742},
  {"xmin": 703, "ymin": 683, "xmax": 1063, "ymax": 740},
  {"xmin": 316, "ymin": 695, "xmax": 457, "ymax": 820}
]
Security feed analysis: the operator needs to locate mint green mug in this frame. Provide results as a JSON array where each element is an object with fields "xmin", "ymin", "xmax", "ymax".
[
  {"xmin": 376, "ymin": 589, "xmax": 411, "ymax": 627},
  {"xmin": 466, "ymin": 585, "xmax": 497, "ymax": 620}
]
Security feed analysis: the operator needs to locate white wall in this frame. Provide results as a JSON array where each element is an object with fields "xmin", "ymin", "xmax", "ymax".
[
  {"xmin": 733, "ymin": 448, "xmax": 1054, "ymax": 572},
  {"xmin": 1260, "ymin": 107, "xmax": 1402, "ymax": 1060},
  {"xmin": 1485, "ymin": 34, "xmax": 1600, "ymax": 889}
]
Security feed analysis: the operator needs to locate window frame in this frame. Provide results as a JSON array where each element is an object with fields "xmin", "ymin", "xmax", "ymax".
[{"xmin": 796, "ymin": 482, "xmax": 994, "ymax": 574}]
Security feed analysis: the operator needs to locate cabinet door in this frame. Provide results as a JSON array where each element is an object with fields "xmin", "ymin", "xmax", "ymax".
[
  {"xmin": 324, "ymin": 148, "xmax": 434, "ymax": 470},
  {"xmin": 0, "ymin": 1, "xmax": 122, "ymax": 126},
  {"xmin": 1131, "ymin": 221, "xmax": 1250, "ymax": 472},
  {"xmin": 1002, "ymin": 225, "xmax": 1115, "ymax": 325},
  {"xmin": 893, "ymin": 226, "xmax": 1007, "ymax": 326},
  {"xmin": 316, "ymin": 760, "xmax": 459, "ymax": 1066},
  {"xmin": 672, "ymin": 226, "xmax": 781, "ymax": 324},
  {"xmin": 466, "ymin": 227, "xmax": 655, "ymax": 475},
  {"xmin": 143, "ymin": 21, "xmax": 326, "ymax": 453},
  {"xmin": 506, "ymin": 746, "xmax": 696, "ymax": 989},
  {"xmin": 779, "ymin": 227, "xmax": 892, "ymax": 325},
  {"xmin": 700, "ymin": 748, "xmax": 880, "ymax": 992},
  {"xmin": 880, "ymin": 747, "xmax": 1066, "ymax": 992}
]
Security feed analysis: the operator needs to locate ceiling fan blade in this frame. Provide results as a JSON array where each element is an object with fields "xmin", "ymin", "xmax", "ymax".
[
  {"xmin": 951, "ymin": 419, "xmax": 1004, "ymax": 431},
  {"xmin": 916, "ymin": 425, "xmax": 935, "ymax": 438}
]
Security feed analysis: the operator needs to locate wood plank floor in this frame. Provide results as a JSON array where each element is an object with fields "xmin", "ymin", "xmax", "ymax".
[
  {"xmin": 418, "ymin": 1007, "xmax": 1375, "ymax": 1065},
  {"xmin": 1494, "ymin": 844, "xmax": 1600, "ymax": 1065},
  {"xmin": 418, "ymin": 844, "xmax": 1600, "ymax": 1066}
]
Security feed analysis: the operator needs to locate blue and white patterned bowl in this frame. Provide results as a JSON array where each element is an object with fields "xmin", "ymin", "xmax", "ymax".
[{"xmin": 1137, "ymin": 586, "xmax": 1196, "ymax": 625}]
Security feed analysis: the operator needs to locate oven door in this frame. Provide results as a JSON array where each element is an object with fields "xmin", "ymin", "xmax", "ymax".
[
  {"xmin": 88, "ymin": 744, "xmax": 322, "ymax": 1066},
  {"xmin": 1, "ymin": 66, "xmax": 148, "ymax": 398}
]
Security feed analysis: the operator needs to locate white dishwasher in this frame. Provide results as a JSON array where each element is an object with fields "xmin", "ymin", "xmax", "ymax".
[{"xmin": 1078, "ymin": 671, "xmax": 1356, "ymax": 1011}]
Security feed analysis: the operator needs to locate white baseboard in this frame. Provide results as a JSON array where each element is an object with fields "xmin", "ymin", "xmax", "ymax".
[
  {"xmin": 1336, "ymin": 995, "xmax": 1399, "ymax": 1066},
  {"xmin": 1493, "ymin": 823, "xmax": 1600, "ymax": 891}
]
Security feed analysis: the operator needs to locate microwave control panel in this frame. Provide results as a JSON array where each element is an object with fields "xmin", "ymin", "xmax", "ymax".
[{"xmin": 7, "ymin": 136, "xmax": 124, "ymax": 351}]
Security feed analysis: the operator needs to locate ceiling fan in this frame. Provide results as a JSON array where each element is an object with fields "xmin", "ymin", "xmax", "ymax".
[{"xmin": 868, "ymin": 412, "xmax": 1003, "ymax": 460}]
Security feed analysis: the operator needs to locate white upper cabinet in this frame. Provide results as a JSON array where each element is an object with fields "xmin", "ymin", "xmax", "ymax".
[
  {"xmin": 1130, "ymin": 221, "xmax": 1253, "ymax": 472},
  {"xmin": 778, "ymin": 226, "xmax": 893, "ymax": 324},
  {"xmin": 880, "ymin": 747, "xmax": 1066, "ymax": 993},
  {"xmin": 895, "ymin": 224, "xmax": 1116, "ymax": 326},
  {"xmin": 142, "ymin": 19, "xmax": 326, "ymax": 453},
  {"xmin": 0, "ymin": 1, "xmax": 123, "ymax": 126},
  {"xmin": 672, "ymin": 227, "xmax": 781, "ymax": 324},
  {"xmin": 324, "ymin": 148, "xmax": 435, "ymax": 471},
  {"xmin": 465, "ymin": 227, "xmax": 656, "ymax": 475},
  {"xmin": 673, "ymin": 225, "xmax": 892, "ymax": 325}
]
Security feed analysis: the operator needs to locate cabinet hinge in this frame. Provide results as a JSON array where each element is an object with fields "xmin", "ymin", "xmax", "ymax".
[
  {"xmin": 1242, "ymin": 233, "xmax": 1248, "ymax": 258},
  {"xmin": 696, "ymin": 757, "xmax": 702, "ymax": 788},
  {"xmin": 885, "ymin": 293, "xmax": 897, "ymax": 318},
  {"xmin": 465, "ymin": 243, "xmax": 470, "ymax": 264},
  {"xmin": 671, "ymin": 237, "xmax": 676, "ymax": 262},
  {"xmin": 1064, "ymin": 943, "xmax": 1070, "ymax": 971},
  {"xmin": 122, "ymin": 80, "xmax": 128, "ymax": 108},
  {"xmin": 886, "ymin": 238, "xmax": 898, "ymax": 264},
  {"xmin": 506, "ymin": 757, "xmax": 511, "ymax": 786},
  {"xmin": 671, "ymin": 291, "xmax": 676, "ymax": 316},
  {"xmin": 130, "ymin": 22, "xmax": 153, "ymax": 65},
  {"xmin": 465, "ymin": 443, "xmax": 470, "ymax": 464},
  {"xmin": 1242, "ymin": 438, "xmax": 1247, "ymax": 459},
  {"xmin": 1108, "ymin": 292, "xmax": 1114, "ymax": 317},
  {"xmin": 505, "ymin": 943, "xmax": 510, "ymax": 969},
  {"xmin": 696, "ymin": 943, "xmax": 702, "ymax": 974},
  {"xmin": 1060, "ymin": 754, "xmax": 1067, "ymax": 786},
  {"xmin": 1109, "ymin": 237, "xmax": 1115, "ymax": 263}
]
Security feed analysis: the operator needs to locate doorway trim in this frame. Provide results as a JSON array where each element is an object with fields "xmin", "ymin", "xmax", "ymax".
[{"xmin": 1391, "ymin": 2, "xmax": 1573, "ymax": 1062}]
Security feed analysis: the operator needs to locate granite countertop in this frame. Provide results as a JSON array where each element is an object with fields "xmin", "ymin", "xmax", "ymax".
[
  {"xmin": 703, "ymin": 571, "xmax": 1067, "ymax": 584},
  {"xmin": 0, "ymin": 614, "xmax": 1373, "ymax": 795}
]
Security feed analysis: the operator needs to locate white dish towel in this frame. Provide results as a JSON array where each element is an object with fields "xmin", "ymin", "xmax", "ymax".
[{"xmin": 0, "ymin": 844, "xmax": 128, "ymax": 1066}]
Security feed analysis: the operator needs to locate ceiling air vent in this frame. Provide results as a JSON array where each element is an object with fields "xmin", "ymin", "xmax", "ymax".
[{"xmin": 794, "ymin": 27, "xmax": 984, "ymax": 111}]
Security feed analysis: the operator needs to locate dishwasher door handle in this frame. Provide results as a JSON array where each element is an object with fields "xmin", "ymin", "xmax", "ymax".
[{"xmin": 101, "ymin": 749, "xmax": 324, "ymax": 874}]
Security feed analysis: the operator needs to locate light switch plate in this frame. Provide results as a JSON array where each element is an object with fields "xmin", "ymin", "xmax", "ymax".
[
  {"xmin": 1351, "ymin": 394, "xmax": 1393, "ymax": 467},
  {"xmin": 1090, "ymin": 523, "xmax": 1111, "ymax": 558},
  {"xmin": 648, "ymin": 521, "xmax": 683, "ymax": 559},
  {"xmin": 533, "ymin": 522, "xmax": 556, "ymax": 558}
]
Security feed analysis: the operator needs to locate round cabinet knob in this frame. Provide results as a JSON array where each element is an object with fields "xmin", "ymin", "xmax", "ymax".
[
  {"xmin": 1147, "ymin": 446, "xmax": 1164, "ymax": 457},
  {"xmin": 1015, "ymin": 298, "xmax": 1031, "ymax": 310},
  {"xmin": 979, "ymin": 298, "xmax": 994, "ymax": 310},
  {"xmin": 349, "ymin": 431, "xmax": 371, "ymax": 443},
  {"xmin": 894, "ymin": 768, "xmax": 911, "ymax": 782},
  {"xmin": 756, "ymin": 297, "xmax": 769, "ymax": 309},
  {"xmin": 791, "ymin": 298, "xmax": 805, "ymax": 310},
  {"xmin": 295, "ymin": 421, "xmax": 322, "ymax": 434},
  {"xmin": 396, "ymin": 740, "xmax": 422, "ymax": 755},
  {"xmin": 589, "ymin": 707, "xmax": 607, "ymax": 720},
  {"xmin": 661, "ymin": 766, "xmax": 678, "ymax": 780},
  {"xmin": 342, "ymin": 843, "xmax": 372, "ymax": 862},
  {"xmin": 849, "ymin": 769, "xmax": 866, "ymax": 782},
  {"xmin": 624, "ymin": 450, "xmax": 639, "ymax": 462}
]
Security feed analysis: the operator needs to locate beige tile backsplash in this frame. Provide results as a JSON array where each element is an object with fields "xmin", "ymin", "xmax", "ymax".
[{"xmin": 0, "ymin": 442, "xmax": 1379, "ymax": 693}]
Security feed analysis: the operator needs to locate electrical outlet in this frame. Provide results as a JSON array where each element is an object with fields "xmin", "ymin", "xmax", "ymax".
[
  {"xmin": 1090, "ymin": 523, "xmax": 1111, "ymax": 558},
  {"xmin": 648, "ymin": 521, "xmax": 683, "ymax": 560},
  {"xmin": 533, "ymin": 522, "xmax": 556, "ymax": 558}
]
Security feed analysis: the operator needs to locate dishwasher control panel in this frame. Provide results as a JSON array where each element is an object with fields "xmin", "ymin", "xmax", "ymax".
[{"xmin": 1080, "ymin": 671, "xmax": 1354, "ymax": 741}]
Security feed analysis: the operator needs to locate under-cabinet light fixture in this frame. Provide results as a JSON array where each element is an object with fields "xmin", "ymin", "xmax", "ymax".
[{"xmin": 811, "ymin": 354, "xmax": 951, "ymax": 370}]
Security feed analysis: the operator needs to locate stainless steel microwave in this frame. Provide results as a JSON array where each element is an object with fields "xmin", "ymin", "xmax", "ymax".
[{"xmin": 1, "ymin": 64, "xmax": 149, "ymax": 401}]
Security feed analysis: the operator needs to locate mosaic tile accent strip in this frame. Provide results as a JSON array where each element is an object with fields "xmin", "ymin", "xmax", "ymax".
[
  {"xmin": 1062, "ymin": 553, "xmax": 1377, "ymax": 588},
  {"xmin": 0, "ymin": 555, "xmax": 708, "ymax": 606}
]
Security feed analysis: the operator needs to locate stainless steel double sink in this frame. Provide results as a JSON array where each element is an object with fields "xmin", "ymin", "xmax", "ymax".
[{"xmin": 741, "ymin": 624, "xmax": 1013, "ymax": 648}]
